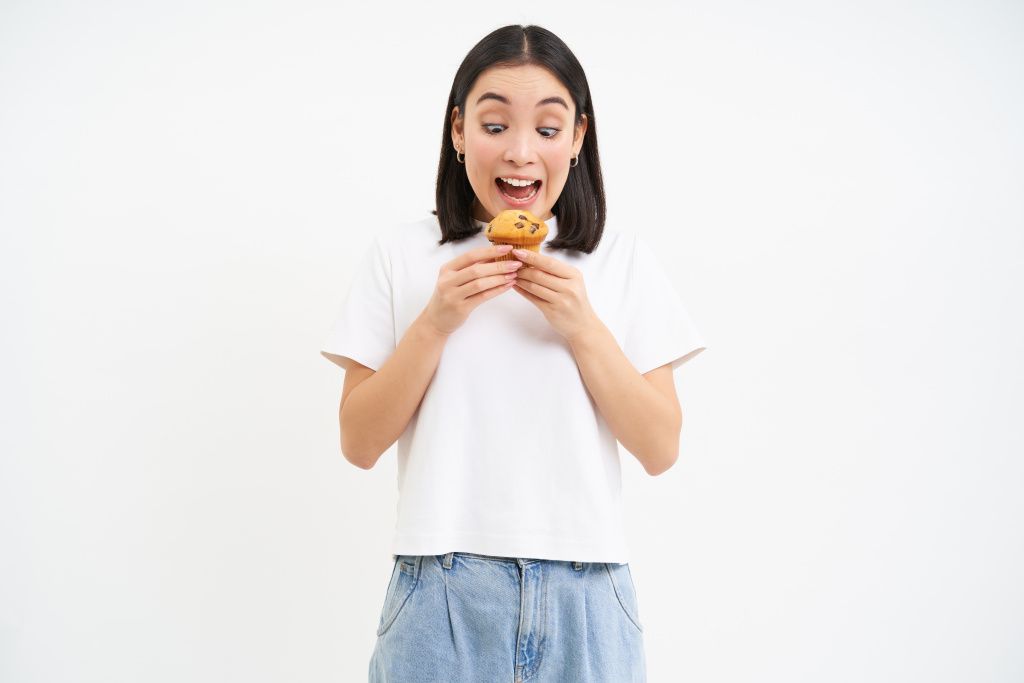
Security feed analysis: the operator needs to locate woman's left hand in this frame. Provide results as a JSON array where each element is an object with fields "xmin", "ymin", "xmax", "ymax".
[{"xmin": 510, "ymin": 247, "xmax": 600, "ymax": 343}]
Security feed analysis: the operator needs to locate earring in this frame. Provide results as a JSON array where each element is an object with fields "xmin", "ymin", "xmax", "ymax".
[
  {"xmin": 456, "ymin": 146, "xmax": 465, "ymax": 164},
  {"xmin": 570, "ymin": 154, "xmax": 579, "ymax": 168}
]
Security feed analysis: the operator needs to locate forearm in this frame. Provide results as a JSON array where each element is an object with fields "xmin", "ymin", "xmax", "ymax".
[
  {"xmin": 568, "ymin": 319, "xmax": 681, "ymax": 475},
  {"xmin": 340, "ymin": 311, "xmax": 449, "ymax": 468}
]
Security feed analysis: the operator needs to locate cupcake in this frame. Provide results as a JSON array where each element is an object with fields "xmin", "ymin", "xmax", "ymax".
[{"xmin": 485, "ymin": 209, "xmax": 549, "ymax": 262}]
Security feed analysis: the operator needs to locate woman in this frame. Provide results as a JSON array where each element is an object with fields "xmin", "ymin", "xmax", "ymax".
[{"xmin": 321, "ymin": 24, "xmax": 707, "ymax": 682}]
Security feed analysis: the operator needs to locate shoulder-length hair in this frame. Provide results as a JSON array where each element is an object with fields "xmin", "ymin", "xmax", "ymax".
[{"xmin": 431, "ymin": 24, "xmax": 606, "ymax": 254}]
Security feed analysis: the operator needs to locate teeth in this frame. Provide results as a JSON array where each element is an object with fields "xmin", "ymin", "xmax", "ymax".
[{"xmin": 499, "ymin": 177, "xmax": 537, "ymax": 187}]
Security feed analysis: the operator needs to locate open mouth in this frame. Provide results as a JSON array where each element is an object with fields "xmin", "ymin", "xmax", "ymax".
[{"xmin": 495, "ymin": 177, "xmax": 542, "ymax": 203}]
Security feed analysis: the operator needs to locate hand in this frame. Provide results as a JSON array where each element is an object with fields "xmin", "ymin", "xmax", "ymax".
[
  {"xmin": 421, "ymin": 243, "xmax": 524, "ymax": 336},
  {"xmin": 510, "ymin": 247, "xmax": 601, "ymax": 342}
]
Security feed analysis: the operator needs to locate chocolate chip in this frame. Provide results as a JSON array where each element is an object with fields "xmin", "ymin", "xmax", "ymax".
[
  {"xmin": 531, "ymin": 223, "xmax": 539, "ymax": 229},
  {"xmin": 487, "ymin": 226, "xmax": 492, "ymax": 232},
  {"xmin": 515, "ymin": 221, "xmax": 525, "ymax": 229},
  {"xmin": 529, "ymin": 226, "xmax": 538, "ymax": 234},
  {"xmin": 518, "ymin": 214, "xmax": 527, "ymax": 220}
]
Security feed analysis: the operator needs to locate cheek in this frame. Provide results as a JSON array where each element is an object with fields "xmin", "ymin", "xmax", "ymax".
[
  {"xmin": 543, "ymin": 145, "xmax": 569, "ymax": 168},
  {"xmin": 467, "ymin": 134, "xmax": 501, "ymax": 158},
  {"xmin": 541, "ymin": 151, "xmax": 569, "ymax": 188},
  {"xmin": 466, "ymin": 138, "xmax": 500, "ymax": 177}
]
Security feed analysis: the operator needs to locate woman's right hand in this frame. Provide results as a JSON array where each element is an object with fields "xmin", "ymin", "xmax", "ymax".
[{"xmin": 421, "ymin": 244, "xmax": 524, "ymax": 336}]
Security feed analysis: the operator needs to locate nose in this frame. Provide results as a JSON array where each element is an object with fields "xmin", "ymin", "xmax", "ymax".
[{"xmin": 502, "ymin": 127, "xmax": 539, "ymax": 167}]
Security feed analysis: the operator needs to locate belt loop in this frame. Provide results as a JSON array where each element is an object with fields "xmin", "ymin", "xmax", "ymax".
[
  {"xmin": 573, "ymin": 561, "xmax": 583, "ymax": 571},
  {"xmin": 443, "ymin": 552, "xmax": 454, "ymax": 569}
]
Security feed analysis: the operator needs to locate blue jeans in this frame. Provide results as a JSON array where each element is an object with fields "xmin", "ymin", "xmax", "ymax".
[{"xmin": 369, "ymin": 552, "xmax": 647, "ymax": 682}]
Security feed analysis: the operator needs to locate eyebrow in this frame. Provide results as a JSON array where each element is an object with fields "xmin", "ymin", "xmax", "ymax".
[{"xmin": 475, "ymin": 92, "xmax": 570, "ymax": 111}]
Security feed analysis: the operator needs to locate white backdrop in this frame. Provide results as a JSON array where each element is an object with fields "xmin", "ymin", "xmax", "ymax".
[{"xmin": 2, "ymin": 1, "xmax": 1022, "ymax": 681}]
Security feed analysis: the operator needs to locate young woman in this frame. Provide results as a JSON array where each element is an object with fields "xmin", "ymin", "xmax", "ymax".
[{"xmin": 322, "ymin": 24, "xmax": 706, "ymax": 682}]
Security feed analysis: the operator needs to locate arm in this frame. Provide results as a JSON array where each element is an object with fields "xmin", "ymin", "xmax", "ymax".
[
  {"xmin": 567, "ymin": 320, "xmax": 683, "ymax": 476},
  {"xmin": 335, "ymin": 311, "xmax": 450, "ymax": 469}
]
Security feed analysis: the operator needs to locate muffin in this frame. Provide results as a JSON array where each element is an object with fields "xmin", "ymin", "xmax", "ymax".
[{"xmin": 485, "ymin": 209, "xmax": 549, "ymax": 262}]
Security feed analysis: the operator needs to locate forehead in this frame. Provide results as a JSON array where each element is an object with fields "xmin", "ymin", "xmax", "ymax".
[{"xmin": 468, "ymin": 65, "xmax": 571, "ymax": 110}]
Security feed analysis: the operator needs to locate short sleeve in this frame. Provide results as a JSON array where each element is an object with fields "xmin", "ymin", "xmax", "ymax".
[
  {"xmin": 320, "ymin": 233, "xmax": 396, "ymax": 372},
  {"xmin": 622, "ymin": 234, "xmax": 707, "ymax": 374}
]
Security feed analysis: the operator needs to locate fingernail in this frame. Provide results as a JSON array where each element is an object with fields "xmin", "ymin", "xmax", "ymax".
[
  {"xmin": 497, "ymin": 244, "xmax": 512, "ymax": 251},
  {"xmin": 513, "ymin": 248, "xmax": 526, "ymax": 256}
]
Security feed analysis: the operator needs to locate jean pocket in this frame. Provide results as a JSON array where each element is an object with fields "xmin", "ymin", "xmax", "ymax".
[
  {"xmin": 376, "ymin": 556, "xmax": 420, "ymax": 637},
  {"xmin": 604, "ymin": 562, "xmax": 644, "ymax": 633}
]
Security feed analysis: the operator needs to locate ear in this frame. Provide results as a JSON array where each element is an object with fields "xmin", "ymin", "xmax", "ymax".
[
  {"xmin": 451, "ymin": 106, "xmax": 463, "ymax": 147},
  {"xmin": 573, "ymin": 113, "xmax": 588, "ymax": 155}
]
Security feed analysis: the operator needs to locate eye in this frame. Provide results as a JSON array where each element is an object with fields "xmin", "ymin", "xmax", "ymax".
[{"xmin": 481, "ymin": 124, "xmax": 561, "ymax": 139}]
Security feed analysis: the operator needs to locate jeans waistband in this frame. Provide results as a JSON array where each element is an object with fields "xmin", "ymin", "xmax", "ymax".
[{"xmin": 395, "ymin": 552, "xmax": 588, "ymax": 571}]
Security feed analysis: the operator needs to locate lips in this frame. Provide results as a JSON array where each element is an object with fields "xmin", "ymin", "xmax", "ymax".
[{"xmin": 495, "ymin": 177, "xmax": 542, "ymax": 205}]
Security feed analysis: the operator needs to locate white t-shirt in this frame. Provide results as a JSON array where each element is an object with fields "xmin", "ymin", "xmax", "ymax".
[{"xmin": 321, "ymin": 213, "xmax": 706, "ymax": 563}]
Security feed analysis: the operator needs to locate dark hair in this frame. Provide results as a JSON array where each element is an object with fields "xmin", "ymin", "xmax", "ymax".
[{"xmin": 431, "ymin": 25, "xmax": 606, "ymax": 254}]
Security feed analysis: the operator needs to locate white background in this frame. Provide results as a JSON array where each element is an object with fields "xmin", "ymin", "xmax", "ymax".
[{"xmin": 2, "ymin": 1, "xmax": 1022, "ymax": 681}]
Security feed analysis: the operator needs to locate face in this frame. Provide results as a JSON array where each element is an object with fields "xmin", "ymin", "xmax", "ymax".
[{"xmin": 451, "ymin": 64, "xmax": 587, "ymax": 224}]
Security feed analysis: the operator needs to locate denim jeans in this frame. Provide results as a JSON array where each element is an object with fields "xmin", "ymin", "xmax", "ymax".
[{"xmin": 369, "ymin": 552, "xmax": 647, "ymax": 682}]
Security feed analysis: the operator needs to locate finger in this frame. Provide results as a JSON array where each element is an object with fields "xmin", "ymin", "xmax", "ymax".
[
  {"xmin": 462, "ymin": 272, "xmax": 517, "ymax": 302},
  {"xmin": 513, "ymin": 281, "xmax": 548, "ymax": 306},
  {"xmin": 514, "ymin": 264, "xmax": 563, "ymax": 293},
  {"xmin": 513, "ymin": 277, "xmax": 557, "ymax": 303},
  {"xmin": 452, "ymin": 255, "xmax": 522, "ymax": 288},
  {"xmin": 448, "ymin": 243, "xmax": 513, "ymax": 272},
  {"xmin": 512, "ymin": 247, "xmax": 574, "ymax": 278}
]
